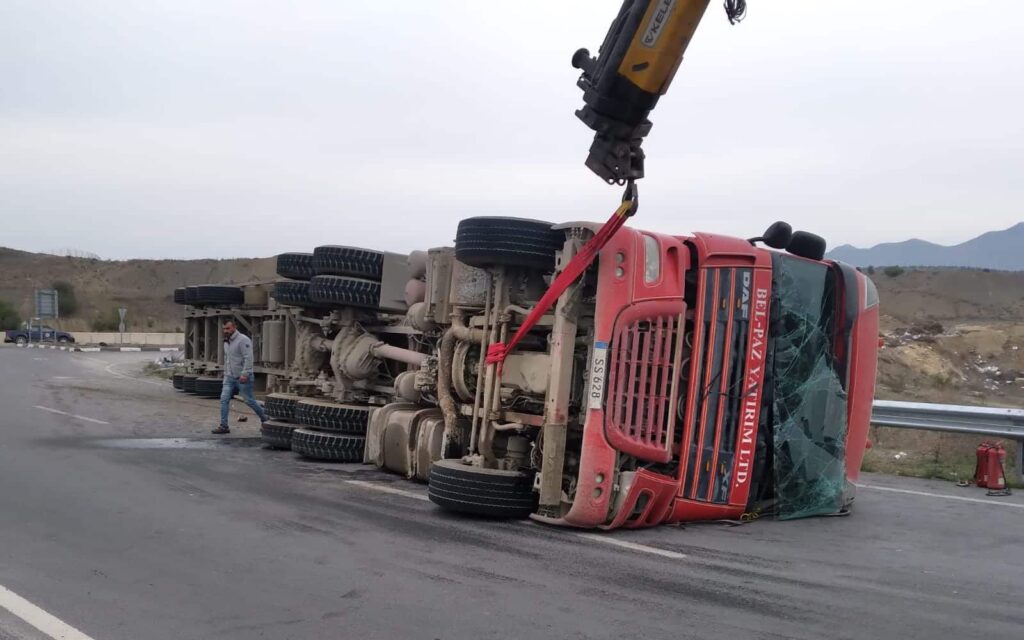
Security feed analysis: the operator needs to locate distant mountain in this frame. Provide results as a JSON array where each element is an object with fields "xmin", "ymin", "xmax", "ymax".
[{"xmin": 827, "ymin": 222, "xmax": 1024, "ymax": 270}]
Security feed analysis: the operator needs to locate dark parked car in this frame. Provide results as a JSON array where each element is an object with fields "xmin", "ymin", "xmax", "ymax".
[{"xmin": 4, "ymin": 325, "xmax": 75, "ymax": 345}]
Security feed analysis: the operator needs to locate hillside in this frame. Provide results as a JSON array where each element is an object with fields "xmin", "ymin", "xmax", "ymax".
[
  {"xmin": 0, "ymin": 247, "xmax": 275, "ymax": 332},
  {"xmin": 828, "ymin": 222, "xmax": 1024, "ymax": 269}
]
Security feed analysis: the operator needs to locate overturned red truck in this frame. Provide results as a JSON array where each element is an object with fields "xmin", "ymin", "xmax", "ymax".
[
  {"xmin": 366, "ymin": 216, "xmax": 880, "ymax": 529},
  {"xmin": 177, "ymin": 214, "xmax": 878, "ymax": 530}
]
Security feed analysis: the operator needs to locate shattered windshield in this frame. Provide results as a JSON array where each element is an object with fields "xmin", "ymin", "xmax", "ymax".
[{"xmin": 769, "ymin": 254, "xmax": 848, "ymax": 520}]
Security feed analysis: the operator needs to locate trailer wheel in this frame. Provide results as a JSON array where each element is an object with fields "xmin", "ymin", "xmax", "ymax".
[
  {"xmin": 191, "ymin": 285, "xmax": 244, "ymax": 306},
  {"xmin": 273, "ymin": 280, "xmax": 316, "ymax": 308},
  {"xmin": 194, "ymin": 376, "xmax": 223, "ymax": 398},
  {"xmin": 173, "ymin": 287, "xmax": 187, "ymax": 304},
  {"xmin": 454, "ymin": 217, "xmax": 563, "ymax": 271},
  {"xmin": 172, "ymin": 373, "xmax": 185, "ymax": 390},
  {"xmin": 276, "ymin": 252, "xmax": 316, "ymax": 281},
  {"xmin": 291, "ymin": 428, "xmax": 365, "ymax": 462},
  {"xmin": 265, "ymin": 393, "xmax": 301, "ymax": 422},
  {"xmin": 313, "ymin": 246, "xmax": 384, "ymax": 280},
  {"xmin": 261, "ymin": 420, "xmax": 299, "ymax": 450},
  {"xmin": 294, "ymin": 399, "xmax": 370, "ymax": 435},
  {"xmin": 309, "ymin": 275, "xmax": 381, "ymax": 309},
  {"xmin": 428, "ymin": 460, "xmax": 537, "ymax": 518},
  {"xmin": 181, "ymin": 374, "xmax": 200, "ymax": 393}
]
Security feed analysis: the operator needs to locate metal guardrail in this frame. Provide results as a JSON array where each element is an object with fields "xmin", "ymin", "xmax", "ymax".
[{"xmin": 872, "ymin": 400, "xmax": 1024, "ymax": 484}]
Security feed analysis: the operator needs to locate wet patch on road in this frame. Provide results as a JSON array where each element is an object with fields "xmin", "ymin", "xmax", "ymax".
[{"xmin": 93, "ymin": 436, "xmax": 265, "ymax": 450}]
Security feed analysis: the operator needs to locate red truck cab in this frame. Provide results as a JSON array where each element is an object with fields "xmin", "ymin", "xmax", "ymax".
[{"xmin": 548, "ymin": 226, "xmax": 879, "ymax": 529}]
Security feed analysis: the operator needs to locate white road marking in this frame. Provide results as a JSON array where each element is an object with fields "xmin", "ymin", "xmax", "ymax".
[
  {"xmin": 0, "ymin": 583, "xmax": 97, "ymax": 640},
  {"xmin": 94, "ymin": 360, "xmax": 163, "ymax": 386},
  {"xmin": 574, "ymin": 533, "xmax": 688, "ymax": 560},
  {"xmin": 346, "ymin": 478, "xmax": 687, "ymax": 560},
  {"xmin": 344, "ymin": 479, "xmax": 429, "ymax": 501},
  {"xmin": 33, "ymin": 405, "xmax": 110, "ymax": 425},
  {"xmin": 859, "ymin": 484, "xmax": 1024, "ymax": 509}
]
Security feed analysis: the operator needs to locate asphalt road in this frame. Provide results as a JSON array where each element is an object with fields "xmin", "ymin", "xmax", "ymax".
[{"xmin": 1, "ymin": 346, "xmax": 1022, "ymax": 640}]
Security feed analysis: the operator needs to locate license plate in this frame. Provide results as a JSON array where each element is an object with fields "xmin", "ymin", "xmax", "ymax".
[{"xmin": 588, "ymin": 341, "xmax": 609, "ymax": 410}]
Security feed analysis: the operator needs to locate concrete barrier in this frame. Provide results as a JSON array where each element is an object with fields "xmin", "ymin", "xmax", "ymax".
[{"xmin": 71, "ymin": 332, "xmax": 185, "ymax": 346}]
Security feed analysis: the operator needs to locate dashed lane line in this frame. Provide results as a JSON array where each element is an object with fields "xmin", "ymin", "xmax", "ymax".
[{"xmin": 33, "ymin": 405, "xmax": 110, "ymax": 425}]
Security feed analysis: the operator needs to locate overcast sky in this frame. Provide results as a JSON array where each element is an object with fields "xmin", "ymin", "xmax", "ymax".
[{"xmin": 1, "ymin": 1, "xmax": 1022, "ymax": 260}]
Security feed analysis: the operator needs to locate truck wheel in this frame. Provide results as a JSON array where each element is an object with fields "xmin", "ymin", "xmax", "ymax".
[
  {"xmin": 265, "ymin": 393, "xmax": 301, "ymax": 421},
  {"xmin": 427, "ymin": 460, "xmax": 537, "ymax": 518},
  {"xmin": 309, "ymin": 275, "xmax": 381, "ymax": 309},
  {"xmin": 276, "ymin": 252, "xmax": 316, "ymax": 281},
  {"xmin": 173, "ymin": 287, "xmax": 187, "ymax": 304},
  {"xmin": 454, "ymin": 217, "xmax": 563, "ymax": 271},
  {"xmin": 172, "ymin": 373, "xmax": 185, "ymax": 390},
  {"xmin": 273, "ymin": 281, "xmax": 316, "ymax": 308},
  {"xmin": 15, "ymin": 336, "xmax": 27, "ymax": 346},
  {"xmin": 182, "ymin": 374, "xmax": 199, "ymax": 393},
  {"xmin": 294, "ymin": 399, "xmax": 370, "ymax": 435},
  {"xmin": 184, "ymin": 286, "xmax": 200, "ymax": 306},
  {"xmin": 191, "ymin": 285, "xmax": 244, "ymax": 306},
  {"xmin": 261, "ymin": 420, "xmax": 299, "ymax": 450},
  {"xmin": 313, "ymin": 246, "xmax": 384, "ymax": 280},
  {"xmin": 194, "ymin": 376, "xmax": 223, "ymax": 398},
  {"xmin": 291, "ymin": 428, "xmax": 365, "ymax": 462}
]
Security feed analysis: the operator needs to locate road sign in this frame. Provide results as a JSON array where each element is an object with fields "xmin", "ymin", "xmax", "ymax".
[
  {"xmin": 35, "ymin": 289, "xmax": 59, "ymax": 319},
  {"xmin": 118, "ymin": 308, "xmax": 127, "ymax": 341}
]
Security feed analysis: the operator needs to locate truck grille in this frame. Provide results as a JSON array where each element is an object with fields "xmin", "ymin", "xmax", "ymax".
[
  {"xmin": 683, "ymin": 267, "xmax": 752, "ymax": 504},
  {"xmin": 604, "ymin": 303, "xmax": 685, "ymax": 463}
]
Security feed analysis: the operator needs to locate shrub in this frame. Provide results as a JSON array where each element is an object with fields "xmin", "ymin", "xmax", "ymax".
[
  {"xmin": 883, "ymin": 266, "xmax": 905, "ymax": 277},
  {"xmin": 0, "ymin": 300, "xmax": 22, "ymax": 330},
  {"xmin": 91, "ymin": 308, "xmax": 122, "ymax": 332},
  {"xmin": 51, "ymin": 280, "xmax": 79, "ymax": 316}
]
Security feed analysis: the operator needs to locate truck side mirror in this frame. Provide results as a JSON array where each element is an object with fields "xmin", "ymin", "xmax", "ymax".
[
  {"xmin": 787, "ymin": 231, "xmax": 827, "ymax": 261},
  {"xmin": 748, "ymin": 221, "xmax": 792, "ymax": 249}
]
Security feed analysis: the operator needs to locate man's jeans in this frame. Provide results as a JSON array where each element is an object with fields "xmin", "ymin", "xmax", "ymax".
[{"xmin": 220, "ymin": 376, "xmax": 268, "ymax": 427}]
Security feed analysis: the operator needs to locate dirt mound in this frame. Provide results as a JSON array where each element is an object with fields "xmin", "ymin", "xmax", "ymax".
[{"xmin": 0, "ymin": 247, "xmax": 276, "ymax": 332}]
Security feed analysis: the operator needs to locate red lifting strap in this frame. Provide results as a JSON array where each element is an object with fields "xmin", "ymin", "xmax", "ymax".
[{"xmin": 486, "ymin": 197, "xmax": 636, "ymax": 371}]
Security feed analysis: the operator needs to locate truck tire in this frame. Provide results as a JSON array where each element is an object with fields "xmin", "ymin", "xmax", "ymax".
[
  {"xmin": 265, "ymin": 393, "xmax": 301, "ymax": 422},
  {"xmin": 261, "ymin": 420, "xmax": 299, "ymax": 450},
  {"xmin": 454, "ymin": 217, "xmax": 563, "ymax": 271},
  {"xmin": 182, "ymin": 374, "xmax": 199, "ymax": 393},
  {"xmin": 195, "ymin": 376, "xmax": 223, "ymax": 398},
  {"xmin": 15, "ymin": 335, "xmax": 27, "ymax": 346},
  {"xmin": 313, "ymin": 246, "xmax": 384, "ymax": 280},
  {"xmin": 309, "ymin": 275, "xmax": 380, "ymax": 309},
  {"xmin": 428, "ymin": 460, "xmax": 537, "ymax": 518},
  {"xmin": 184, "ymin": 286, "xmax": 200, "ymax": 305},
  {"xmin": 276, "ymin": 252, "xmax": 316, "ymax": 281},
  {"xmin": 191, "ymin": 285, "xmax": 244, "ymax": 306},
  {"xmin": 291, "ymin": 428, "xmax": 365, "ymax": 462},
  {"xmin": 173, "ymin": 287, "xmax": 187, "ymax": 304},
  {"xmin": 273, "ymin": 280, "xmax": 315, "ymax": 308},
  {"xmin": 294, "ymin": 399, "xmax": 370, "ymax": 435},
  {"xmin": 172, "ymin": 373, "xmax": 185, "ymax": 390}
]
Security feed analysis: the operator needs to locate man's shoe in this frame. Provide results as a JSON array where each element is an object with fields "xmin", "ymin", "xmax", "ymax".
[{"xmin": 211, "ymin": 426, "xmax": 230, "ymax": 434}]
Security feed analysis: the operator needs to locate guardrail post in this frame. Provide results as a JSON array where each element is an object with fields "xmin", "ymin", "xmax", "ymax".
[{"xmin": 1015, "ymin": 439, "xmax": 1024, "ymax": 486}]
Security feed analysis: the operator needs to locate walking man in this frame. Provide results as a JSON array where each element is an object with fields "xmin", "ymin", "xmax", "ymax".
[{"xmin": 212, "ymin": 320, "xmax": 268, "ymax": 434}]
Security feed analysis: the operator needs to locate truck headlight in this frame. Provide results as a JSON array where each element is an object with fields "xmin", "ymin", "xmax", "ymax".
[{"xmin": 643, "ymin": 235, "xmax": 660, "ymax": 283}]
